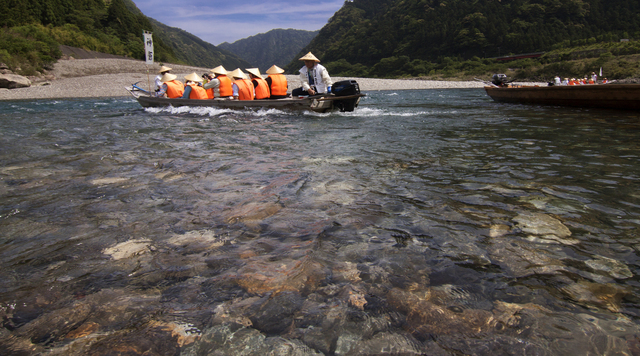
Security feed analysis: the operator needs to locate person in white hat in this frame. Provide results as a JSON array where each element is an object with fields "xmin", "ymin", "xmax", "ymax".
[
  {"xmin": 246, "ymin": 68, "xmax": 270, "ymax": 99},
  {"xmin": 156, "ymin": 72, "xmax": 184, "ymax": 98},
  {"xmin": 204, "ymin": 65, "xmax": 233, "ymax": 99},
  {"xmin": 265, "ymin": 65, "xmax": 288, "ymax": 99},
  {"xmin": 155, "ymin": 65, "xmax": 172, "ymax": 91},
  {"xmin": 292, "ymin": 52, "xmax": 333, "ymax": 97},
  {"xmin": 229, "ymin": 68, "xmax": 254, "ymax": 100},
  {"xmin": 181, "ymin": 72, "xmax": 208, "ymax": 99}
]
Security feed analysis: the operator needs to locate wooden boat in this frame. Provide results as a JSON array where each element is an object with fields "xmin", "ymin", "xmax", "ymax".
[
  {"xmin": 126, "ymin": 81, "xmax": 365, "ymax": 113},
  {"xmin": 484, "ymin": 83, "xmax": 640, "ymax": 110}
]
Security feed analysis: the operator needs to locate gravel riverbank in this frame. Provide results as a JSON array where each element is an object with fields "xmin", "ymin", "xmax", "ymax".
[{"xmin": 0, "ymin": 58, "xmax": 491, "ymax": 101}]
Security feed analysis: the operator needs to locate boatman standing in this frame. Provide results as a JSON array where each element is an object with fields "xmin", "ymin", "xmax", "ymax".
[{"xmin": 292, "ymin": 52, "xmax": 332, "ymax": 97}]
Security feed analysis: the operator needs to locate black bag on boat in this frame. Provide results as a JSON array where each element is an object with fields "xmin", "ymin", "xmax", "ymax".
[{"xmin": 331, "ymin": 80, "xmax": 360, "ymax": 96}]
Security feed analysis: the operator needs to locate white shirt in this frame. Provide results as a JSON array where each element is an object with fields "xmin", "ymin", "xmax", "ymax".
[
  {"xmin": 298, "ymin": 63, "xmax": 333, "ymax": 94},
  {"xmin": 154, "ymin": 75, "xmax": 163, "ymax": 91}
]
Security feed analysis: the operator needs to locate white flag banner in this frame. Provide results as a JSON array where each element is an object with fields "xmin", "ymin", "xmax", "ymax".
[{"xmin": 143, "ymin": 31, "xmax": 154, "ymax": 65}]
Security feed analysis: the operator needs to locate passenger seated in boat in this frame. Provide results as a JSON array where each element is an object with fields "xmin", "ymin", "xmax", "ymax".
[
  {"xmin": 155, "ymin": 66, "xmax": 172, "ymax": 92},
  {"xmin": 230, "ymin": 69, "xmax": 255, "ymax": 100},
  {"xmin": 181, "ymin": 72, "xmax": 208, "ymax": 99},
  {"xmin": 204, "ymin": 65, "xmax": 233, "ymax": 99},
  {"xmin": 292, "ymin": 52, "xmax": 333, "ymax": 97},
  {"xmin": 265, "ymin": 65, "xmax": 289, "ymax": 99},
  {"xmin": 201, "ymin": 73, "xmax": 214, "ymax": 99},
  {"xmin": 246, "ymin": 68, "xmax": 271, "ymax": 100},
  {"xmin": 156, "ymin": 73, "xmax": 184, "ymax": 98}
]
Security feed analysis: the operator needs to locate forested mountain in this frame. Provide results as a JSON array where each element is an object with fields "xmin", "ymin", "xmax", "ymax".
[
  {"xmin": 218, "ymin": 29, "xmax": 318, "ymax": 71},
  {"xmin": 0, "ymin": 0, "xmax": 248, "ymax": 75},
  {"xmin": 285, "ymin": 0, "xmax": 640, "ymax": 77}
]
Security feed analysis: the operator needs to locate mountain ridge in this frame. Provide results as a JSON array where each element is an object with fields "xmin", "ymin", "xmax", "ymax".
[{"xmin": 218, "ymin": 29, "xmax": 319, "ymax": 72}]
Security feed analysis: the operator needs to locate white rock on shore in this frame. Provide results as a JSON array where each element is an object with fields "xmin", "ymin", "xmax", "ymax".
[{"xmin": 0, "ymin": 58, "xmax": 491, "ymax": 101}]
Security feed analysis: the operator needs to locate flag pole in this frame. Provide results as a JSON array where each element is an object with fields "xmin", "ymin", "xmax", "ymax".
[{"xmin": 143, "ymin": 31, "xmax": 154, "ymax": 92}]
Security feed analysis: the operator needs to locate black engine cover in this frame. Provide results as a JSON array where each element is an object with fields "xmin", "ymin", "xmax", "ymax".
[{"xmin": 331, "ymin": 80, "xmax": 360, "ymax": 96}]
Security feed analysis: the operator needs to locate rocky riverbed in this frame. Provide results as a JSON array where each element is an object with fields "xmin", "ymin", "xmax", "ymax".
[{"xmin": 0, "ymin": 57, "xmax": 497, "ymax": 100}]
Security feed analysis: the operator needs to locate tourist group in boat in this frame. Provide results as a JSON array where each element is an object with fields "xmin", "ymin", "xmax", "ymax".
[
  {"xmin": 552, "ymin": 72, "xmax": 609, "ymax": 86},
  {"xmin": 154, "ymin": 52, "xmax": 333, "ymax": 101}
]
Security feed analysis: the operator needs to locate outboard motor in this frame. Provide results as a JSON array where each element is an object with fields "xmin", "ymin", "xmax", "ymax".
[
  {"xmin": 331, "ymin": 80, "xmax": 360, "ymax": 96},
  {"xmin": 491, "ymin": 74, "xmax": 508, "ymax": 87}
]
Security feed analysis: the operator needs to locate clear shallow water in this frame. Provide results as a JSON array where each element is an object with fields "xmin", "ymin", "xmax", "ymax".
[{"xmin": 1, "ymin": 90, "xmax": 640, "ymax": 355}]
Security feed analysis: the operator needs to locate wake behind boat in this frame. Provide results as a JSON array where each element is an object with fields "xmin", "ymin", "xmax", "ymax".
[
  {"xmin": 126, "ymin": 80, "xmax": 365, "ymax": 113},
  {"xmin": 484, "ymin": 74, "xmax": 640, "ymax": 110}
]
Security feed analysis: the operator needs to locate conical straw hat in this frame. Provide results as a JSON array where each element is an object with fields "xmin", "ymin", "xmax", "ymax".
[
  {"xmin": 184, "ymin": 72, "xmax": 203, "ymax": 82},
  {"xmin": 266, "ymin": 65, "xmax": 285, "ymax": 74},
  {"xmin": 230, "ymin": 68, "xmax": 247, "ymax": 79},
  {"xmin": 245, "ymin": 68, "xmax": 262, "ymax": 77},
  {"xmin": 299, "ymin": 52, "xmax": 320, "ymax": 62},
  {"xmin": 210, "ymin": 65, "xmax": 228, "ymax": 75},
  {"xmin": 158, "ymin": 65, "xmax": 172, "ymax": 73},
  {"xmin": 160, "ymin": 73, "xmax": 177, "ymax": 82}
]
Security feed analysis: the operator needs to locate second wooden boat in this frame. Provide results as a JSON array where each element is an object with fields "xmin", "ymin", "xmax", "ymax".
[{"xmin": 484, "ymin": 83, "xmax": 640, "ymax": 110}]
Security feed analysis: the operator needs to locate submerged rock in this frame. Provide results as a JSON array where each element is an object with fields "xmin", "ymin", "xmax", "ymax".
[
  {"xmin": 585, "ymin": 255, "xmax": 633, "ymax": 279},
  {"xmin": 249, "ymin": 291, "xmax": 305, "ymax": 334},
  {"xmin": 513, "ymin": 211, "xmax": 578, "ymax": 245},
  {"xmin": 102, "ymin": 239, "xmax": 152, "ymax": 260},
  {"xmin": 182, "ymin": 323, "xmax": 323, "ymax": 356},
  {"xmin": 235, "ymin": 256, "xmax": 328, "ymax": 295},
  {"xmin": 487, "ymin": 239, "xmax": 569, "ymax": 277},
  {"xmin": 561, "ymin": 280, "xmax": 629, "ymax": 312},
  {"xmin": 387, "ymin": 288, "xmax": 493, "ymax": 337}
]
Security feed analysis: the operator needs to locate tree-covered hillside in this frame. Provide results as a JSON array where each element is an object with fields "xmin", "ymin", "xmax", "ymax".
[
  {"xmin": 218, "ymin": 29, "xmax": 318, "ymax": 71},
  {"xmin": 286, "ymin": 0, "xmax": 640, "ymax": 77},
  {"xmin": 0, "ymin": 0, "xmax": 248, "ymax": 75}
]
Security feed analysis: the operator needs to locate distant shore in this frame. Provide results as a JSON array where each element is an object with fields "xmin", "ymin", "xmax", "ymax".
[{"xmin": 0, "ymin": 58, "xmax": 491, "ymax": 101}]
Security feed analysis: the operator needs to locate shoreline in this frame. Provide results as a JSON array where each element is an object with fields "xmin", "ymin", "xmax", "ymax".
[{"xmin": 0, "ymin": 58, "xmax": 491, "ymax": 101}]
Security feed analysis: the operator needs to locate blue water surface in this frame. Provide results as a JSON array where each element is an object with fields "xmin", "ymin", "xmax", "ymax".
[{"xmin": 1, "ymin": 90, "xmax": 640, "ymax": 355}]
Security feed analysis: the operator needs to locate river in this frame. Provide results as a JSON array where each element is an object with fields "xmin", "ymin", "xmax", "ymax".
[{"xmin": 1, "ymin": 89, "xmax": 640, "ymax": 355}]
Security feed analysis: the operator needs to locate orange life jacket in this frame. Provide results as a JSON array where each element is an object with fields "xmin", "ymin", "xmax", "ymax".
[
  {"xmin": 205, "ymin": 88, "xmax": 214, "ymax": 99},
  {"xmin": 217, "ymin": 75, "xmax": 233, "ymax": 97},
  {"xmin": 252, "ymin": 77, "xmax": 270, "ymax": 99},
  {"xmin": 165, "ymin": 80, "xmax": 184, "ymax": 98},
  {"xmin": 234, "ymin": 79, "xmax": 254, "ymax": 100},
  {"xmin": 186, "ymin": 83, "xmax": 208, "ymax": 99},
  {"xmin": 268, "ymin": 74, "xmax": 288, "ymax": 96}
]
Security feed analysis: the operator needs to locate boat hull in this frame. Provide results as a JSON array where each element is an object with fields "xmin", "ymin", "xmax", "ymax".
[
  {"xmin": 129, "ymin": 90, "xmax": 364, "ymax": 113},
  {"xmin": 484, "ymin": 84, "xmax": 640, "ymax": 110}
]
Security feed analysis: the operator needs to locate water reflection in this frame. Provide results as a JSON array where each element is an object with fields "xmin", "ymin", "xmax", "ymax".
[{"xmin": 1, "ymin": 91, "xmax": 640, "ymax": 355}]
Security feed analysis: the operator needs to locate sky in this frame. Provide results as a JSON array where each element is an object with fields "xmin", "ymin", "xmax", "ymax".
[{"xmin": 131, "ymin": 0, "xmax": 346, "ymax": 46}]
